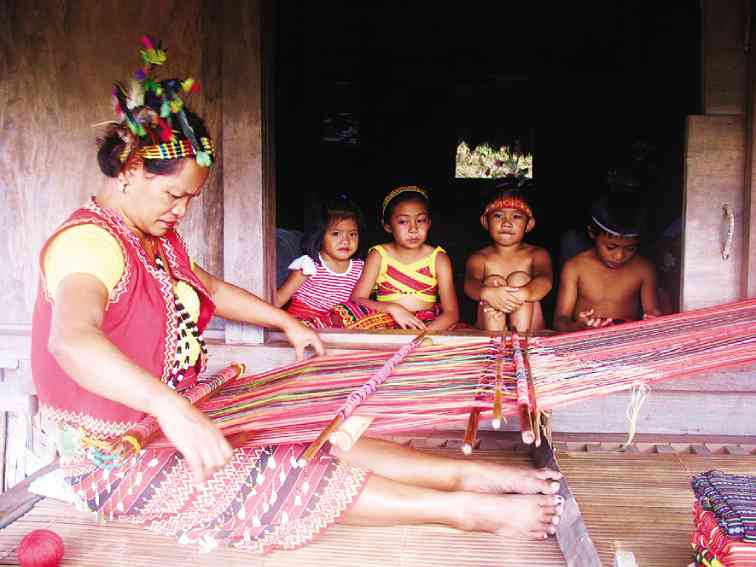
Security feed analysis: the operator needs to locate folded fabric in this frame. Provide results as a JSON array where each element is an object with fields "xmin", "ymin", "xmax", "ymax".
[
  {"xmin": 692, "ymin": 502, "xmax": 756, "ymax": 566},
  {"xmin": 692, "ymin": 471, "xmax": 756, "ymax": 543}
]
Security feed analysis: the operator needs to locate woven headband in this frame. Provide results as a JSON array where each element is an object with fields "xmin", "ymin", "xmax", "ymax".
[
  {"xmin": 381, "ymin": 186, "xmax": 429, "ymax": 219},
  {"xmin": 591, "ymin": 216, "xmax": 640, "ymax": 238},
  {"xmin": 483, "ymin": 196, "xmax": 534, "ymax": 220},
  {"xmin": 136, "ymin": 137, "xmax": 214, "ymax": 162}
]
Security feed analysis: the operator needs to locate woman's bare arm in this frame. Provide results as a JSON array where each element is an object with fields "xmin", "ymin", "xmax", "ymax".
[
  {"xmin": 193, "ymin": 264, "xmax": 324, "ymax": 359},
  {"xmin": 48, "ymin": 273, "xmax": 232, "ymax": 482}
]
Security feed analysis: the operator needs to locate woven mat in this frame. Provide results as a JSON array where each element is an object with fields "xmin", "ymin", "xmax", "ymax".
[
  {"xmin": 559, "ymin": 451, "xmax": 756, "ymax": 567},
  {"xmin": 0, "ymin": 448, "xmax": 566, "ymax": 567}
]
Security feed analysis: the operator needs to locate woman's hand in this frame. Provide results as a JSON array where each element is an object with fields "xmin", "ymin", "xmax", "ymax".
[
  {"xmin": 152, "ymin": 393, "xmax": 233, "ymax": 483},
  {"xmin": 387, "ymin": 303, "xmax": 426, "ymax": 330},
  {"xmin": 283, "ymin": 320, "xmax": 326, "ymax": 360}
]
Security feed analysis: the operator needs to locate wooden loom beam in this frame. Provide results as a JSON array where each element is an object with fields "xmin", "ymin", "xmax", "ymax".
[{"xmin": 531, "ymin": 432, "xmax": 602, "ymax": 567}]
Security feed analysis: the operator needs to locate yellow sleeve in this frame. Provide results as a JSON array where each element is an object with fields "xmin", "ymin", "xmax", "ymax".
[{"xmin": 43, "ymin": 225, "xmax": 125, "ymax": 298}]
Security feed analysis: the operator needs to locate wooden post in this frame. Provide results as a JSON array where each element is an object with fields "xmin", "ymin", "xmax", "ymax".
[
  {"xmin": 222, "ymin": 0, "xmax": 277, "ymax": 344},
  {"xmin": 681, "ymin": 115, "xmax": 746, "ymax": 310},
  {"xmin": 693, "ymin": 0, "xmax": 753, "ymax": 305},
  {"xmin": 701, "ymin": 0, "xmax": 748, "ymax": 115},
  {"xmin": 744, "ymin": 2, "xmax": 756, "ymax": 297}
]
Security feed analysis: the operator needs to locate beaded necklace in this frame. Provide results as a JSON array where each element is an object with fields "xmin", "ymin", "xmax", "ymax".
[{"xmin": 153, "ymin": 249, "xmax": 208, "ymax": 389}]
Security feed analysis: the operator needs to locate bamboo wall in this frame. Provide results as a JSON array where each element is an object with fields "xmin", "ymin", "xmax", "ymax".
[{"xmin": 0, "ymin": 0, "xmax": 270, "ymax": 328}]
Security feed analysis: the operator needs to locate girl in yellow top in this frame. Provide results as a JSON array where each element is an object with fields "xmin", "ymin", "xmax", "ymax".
[{"xmin": 351, "ymin": 186, "xmax": 460, "ymax": 330}]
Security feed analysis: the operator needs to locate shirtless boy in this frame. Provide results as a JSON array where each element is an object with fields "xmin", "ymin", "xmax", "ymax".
[
  {"xmin": 553, "ymin": 193, "xmax": 662, "ymax": 331},
  {"xmin": 465, "ymin": 188, "xmax": 553, "ymax": 332}
]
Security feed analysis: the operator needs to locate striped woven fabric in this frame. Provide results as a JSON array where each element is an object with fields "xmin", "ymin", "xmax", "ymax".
[
  {"xmin": 691, "ymin": 502, "xmax": 756, "ymax": 566},
  {"xmin": 693, "ymin": 471, "xmax": 756, "ymax": 543}
]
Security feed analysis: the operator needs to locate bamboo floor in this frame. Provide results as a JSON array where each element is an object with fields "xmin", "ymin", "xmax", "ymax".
[
  {"xmin": 559, "ymin": 450, "xmax": 756, "ymax": 566},
  {"xmin": 3, "ymin": 441, "xmax": 755, "ymax": 566},
  {"xmin": 0, "ymin": 447, "xmax": 566, "ymax": 567}
]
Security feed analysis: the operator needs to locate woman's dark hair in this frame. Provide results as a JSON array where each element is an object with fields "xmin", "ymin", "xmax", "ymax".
[
  {"xmin": 302, "ymin": 195, "xmax": 364, "ymax": 260},
  {"xmin": 382, "ymin": 188, "xmax": 430, "ymax": 224},
  {"xmin": 97, "ymin": 107, "xmax": 212, "ymax": 178},
  {"xmin": 589, "ymin": 190, "xmax": 646, "ymax": 237}
]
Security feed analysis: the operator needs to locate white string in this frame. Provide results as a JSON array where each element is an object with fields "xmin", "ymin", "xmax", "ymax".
[{"xmin": 622, "ymin": 382, "xmax": 649, "ymax": 449}]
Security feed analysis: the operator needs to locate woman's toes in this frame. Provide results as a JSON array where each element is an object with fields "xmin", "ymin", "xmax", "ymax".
[
  {"xmin": 539, "ymin": 494, "xmax": 563, "ymax": 507},
  {"xmin": 535, "ymin": 468, "xmax": 563, "ymax": 481}
]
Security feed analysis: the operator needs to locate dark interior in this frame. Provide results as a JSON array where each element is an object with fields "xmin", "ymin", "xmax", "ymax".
[{"xmin": 274, "ymin": 1, "xmax": 701, "ymax": 323}]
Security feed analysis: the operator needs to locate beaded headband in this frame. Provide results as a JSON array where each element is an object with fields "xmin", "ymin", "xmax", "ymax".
[
  {"xmin": 381, "ymin": 186, "xmax": 429, "ymax": 219},
  {"xmin": 138, "ymin": 137, "xmax": 214, "ymax": 161},
  {"xmin": 591, "ymin": 216, "xmax": 640, "ymax": 238},
  {"xmin": 483, "ymin": 196, "xmax": 534, "ymax": 220},
  {"xmin": 112, "ymin": 36, "xmax": 214, "ymax": 168}
]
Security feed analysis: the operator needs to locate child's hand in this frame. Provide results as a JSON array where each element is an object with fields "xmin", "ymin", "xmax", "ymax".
[
  {"xmin": 482, "ymin": 274, "xmax": 507, "ymax": 288},
  {"xmin": 387, "ymin": 304, "xmax": 427, "ymax": 330},
  {"xmin": 480, "ymin": 301, "xmax": 506, "ymax": 320},
  {"xmin": 482, "ymin": 286, "xmax": 525, "ymax": 314},
  {"xmin": 577, "ymin": 308, "xmax": 613, "ymax": 329},
  {"xmin": 503, "ymin": 286, "xmax": 528, "ymax": 303}
]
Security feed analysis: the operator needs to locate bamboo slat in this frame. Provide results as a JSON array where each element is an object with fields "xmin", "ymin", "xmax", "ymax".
[{"xmin": 558, "ymin": 451, "xmax": 756, "ymax": 566}]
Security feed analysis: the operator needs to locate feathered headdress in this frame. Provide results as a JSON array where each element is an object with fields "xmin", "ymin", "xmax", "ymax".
[{"xmin": 111, "ymin": 35, "xmax": 213, "ymax": 167}]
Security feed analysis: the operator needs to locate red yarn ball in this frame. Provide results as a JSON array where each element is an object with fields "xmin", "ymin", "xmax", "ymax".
[{"xmin": 17, "ymin": 529, "xmax": 64, "ymax": 567}]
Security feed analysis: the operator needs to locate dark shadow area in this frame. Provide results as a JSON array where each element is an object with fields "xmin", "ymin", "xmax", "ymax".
[{"xmin": 274, "ymin": 1, "xmax": 700, "ymax": 324}]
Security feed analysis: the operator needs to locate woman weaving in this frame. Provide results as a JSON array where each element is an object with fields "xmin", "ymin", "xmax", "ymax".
[{"xmin": 30, "ymin": 38, "xmax": 563, "ymax": 553}]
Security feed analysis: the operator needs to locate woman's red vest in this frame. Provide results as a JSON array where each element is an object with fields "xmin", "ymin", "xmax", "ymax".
[{"xmin": 31, "ymin": 197, "xmax": 216, "ymax": 438}]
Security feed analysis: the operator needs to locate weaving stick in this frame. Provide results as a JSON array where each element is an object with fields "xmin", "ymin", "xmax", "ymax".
[
  {"xmin": 522, "ymin": 339, "xmax": 541, "ymax": 447},
  {"xmin": 511, "ymin": 333, "xmax": 535, "ymax": 445},
  {"xmin": 462, "ymin": 408, "xmax": 481, "ymax": 455},
  {"xmin": 299, "ymin": 331, "xmax": 427, "ymax": 465},
  {"xmin": 329, "ymin": 415, "xmax": 375, "ymax": 452},
  {"xmin": 112, "ymin": 362, "xmax": 246, "ymax": 460},
  {"xmin": 491, "ymin": 346, "xmax": 504, "ymax": 430}
]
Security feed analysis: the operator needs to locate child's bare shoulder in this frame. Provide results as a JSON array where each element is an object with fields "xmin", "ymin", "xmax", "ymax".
[
  {"xmin": 523, "ymin": 243, "xmax": 550, "ymax": 258},
  {"xmin": 468, "ymin": 245, "xmax": 497, "ymax": 262},
  {"xmin": 566, "ymin": 248, "xmax": 595, "ymax": 269},
  {"xmin": 627, "ymin": 253, "xmax": 657, "ymax": 274}
]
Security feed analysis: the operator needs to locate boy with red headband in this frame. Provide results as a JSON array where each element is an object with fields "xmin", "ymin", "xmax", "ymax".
[
  {"xmin": 464, "ymin": 187, "xmax": 553, "ymax": 332},
  {"xmin": 553, "ymin": 192, "xmax": 662, "ymax": 331}
]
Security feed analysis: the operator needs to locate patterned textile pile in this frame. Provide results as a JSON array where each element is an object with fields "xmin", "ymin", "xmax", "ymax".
[{"xmin": 690, "ymin": 471, "xmax": 756, "ymax": 566}]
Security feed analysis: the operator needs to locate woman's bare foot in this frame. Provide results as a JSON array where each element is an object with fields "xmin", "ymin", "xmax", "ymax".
[
  {"xmin": 453, "ymin": 492, "xmax": 564, "ymax": 540},
  {"xmin": 455, "ymin": 461, "xmax": 563, "ymax": 495}
]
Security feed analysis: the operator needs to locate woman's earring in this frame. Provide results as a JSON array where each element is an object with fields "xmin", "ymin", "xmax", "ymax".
[{"xmin": 119, "ymin": 181, "xmax": 129, "ymax": 194}]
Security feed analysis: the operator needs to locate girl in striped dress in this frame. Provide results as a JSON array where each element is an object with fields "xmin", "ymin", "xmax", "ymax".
[{"xmin": 275, "ymin": 196, "xmax": 364, "ymax": 327}]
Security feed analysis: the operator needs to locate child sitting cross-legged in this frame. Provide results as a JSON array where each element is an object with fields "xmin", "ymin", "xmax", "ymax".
[
  {"xmin": 464, "ymin": 182, "xmax": 553, "ymax": 333},
  {"xmin": 553, "ymin": 191, "xmax": 662, "ymax": 331}
]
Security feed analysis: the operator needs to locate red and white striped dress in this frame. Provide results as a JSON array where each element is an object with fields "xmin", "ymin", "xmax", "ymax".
[{"xmin": 286, "ymin": 254, "xmax": 364, "ymax": 323}]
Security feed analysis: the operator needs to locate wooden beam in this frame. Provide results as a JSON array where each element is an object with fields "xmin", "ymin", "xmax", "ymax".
[
  {"xmin": 532, "ymin": 434, "xmax": 602, "ymax": 567},
  {"xmin": 701, "ymin": 0, "xmax": 748, "ymax": 115},
  {"xmin": 222, "ymin": 0, "xmax": 275, "ymax": 344},
  {"xmin": 681, "ymin": 115, "xmax": 746, "ymax": 310},
  {"xmin": 0, "ymin": 461, "xmax": 56, "ymax": 528},
  {"xmin": 743, "ymin": 3, "xmax": 756, "ymax": 297}
]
